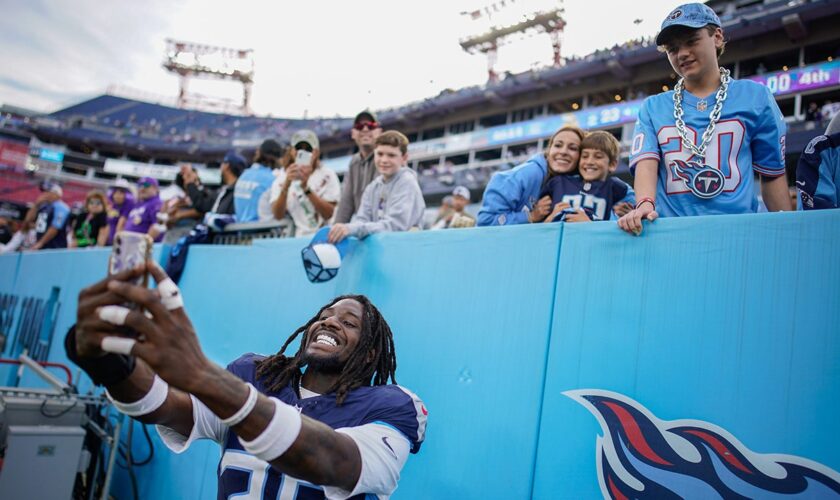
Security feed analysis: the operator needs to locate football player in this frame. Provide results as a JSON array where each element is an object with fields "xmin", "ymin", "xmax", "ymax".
[{"xmin": 66, "ymin": 263, "xmax": 427, "ymax": 499}]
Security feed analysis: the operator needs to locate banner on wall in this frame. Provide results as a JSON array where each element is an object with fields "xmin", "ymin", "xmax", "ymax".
[
  {"xmin": 104, "ymin": 158, "xmax": 221, "ymax": 185},
  {"xmin": 747, "ymin": 60, "xmax": 840, "ymax": 97}
]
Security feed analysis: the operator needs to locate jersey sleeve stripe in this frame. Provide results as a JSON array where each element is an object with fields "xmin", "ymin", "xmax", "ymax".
[
  {"xmin": 752, "ymin": 163, "xmax": 786, "ymax": 177},
  {"xmin": 630, "ymin": 152, "xmax": 660, "ymax": 167}
]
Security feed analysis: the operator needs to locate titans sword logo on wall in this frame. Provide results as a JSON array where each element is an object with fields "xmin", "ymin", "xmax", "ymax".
[{"xmin": 565, "ymin": 390, "xmax": 840, "ymax": 499}]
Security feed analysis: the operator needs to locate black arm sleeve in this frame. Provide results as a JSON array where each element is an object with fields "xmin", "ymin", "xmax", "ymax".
[{"xmin": 186, "ymin": 184, "xmax": 216, "ymax": 214}]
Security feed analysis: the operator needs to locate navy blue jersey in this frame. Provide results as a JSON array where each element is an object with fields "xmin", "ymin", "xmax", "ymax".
[
  {"xmin": 797, "ymin": 132, "xmax": 840, "ymax": 210},
  {"xmin": 539, "ymin": 174, "xmax": 635, "ymax": 221},
  {"xmin": 34, "ymin": 200, "xmax": 70, "ymax": 248},
  {"xmin": 216, "ymin": 354, "xmax": 426, "ymax": 499}
]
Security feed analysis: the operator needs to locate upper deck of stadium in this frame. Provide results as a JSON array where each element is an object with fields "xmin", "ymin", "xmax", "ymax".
[{"xmin": 2, "ymin": 0, "xmax": 839, "ymax": 202}]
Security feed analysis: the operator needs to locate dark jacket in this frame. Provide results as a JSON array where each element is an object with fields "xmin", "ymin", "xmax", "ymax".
[{"xmin": 186, "ymin": 183, "xmax": 236, "ymax": 216}]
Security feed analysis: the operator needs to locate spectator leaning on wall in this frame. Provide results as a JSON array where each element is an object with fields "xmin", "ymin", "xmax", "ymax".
[
  {"xmin": 334, "ymin": 110, "xmax": 382, "ymax": 224},
  {"xmin": 477, "ymin": 125, "xmax": 585, "ymax": 226},
  {"xmin": 270, "ymin": 129, "xmax": 341, "ymax": 237},
  {"xmin": 106, "ymin": 180, "xmax": 135, "ymax": 245},
  {"xmin": 328, "ymin": 130, "xmax": 426, "ymax": 243},
  {"xmin": 618, "ymin": 2, "xmax": 790, "ymax": 236},
  {"xmin": 68, "ymin": 190, "xmax": 109, "ymax": 248},
  {"xmin": 29, "ymin": 180, "xmax": 70, "ymax": 250},
  {"xmin": 123, "ymin": 177, "xmax": 163, "ymax": 240}
]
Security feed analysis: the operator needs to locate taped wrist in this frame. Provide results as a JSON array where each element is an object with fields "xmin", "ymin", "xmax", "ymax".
[
  {"xmin": 240, "ymin": 397, "xmax": 302, "ymax": 461},
  {"xmin": 64, "ymin": 324, "xmax": 136, "ymax": 386}
]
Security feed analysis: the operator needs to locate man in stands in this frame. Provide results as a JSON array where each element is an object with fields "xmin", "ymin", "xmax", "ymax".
[
  {"xmin": 235, "ymin": 139, "xmax": 283, "ymax": 222},
  {"xmin": 66, "ymin": 264, "xmax": 427, "ymax": 498},
  {"xmin": 335, "ymin": 111, "xmax": 382, "ymax": 224},
  {"xmin": 182, "ymin": 152, "xmax": 247, "ymax": 218},
  {"xmin": 432, "ymin": 186, "xmax": 476, "ymax": 229},
  {"xmin": 29, "ymin": 180, "xmax": 70, "ymax": 250},
  {"xmin": 328, "ymin": 131, "xmax": 426, "ymax": 243},
  {"xmin": 124, "ymin": 177, "xmax": 163, "ymax": 239}
]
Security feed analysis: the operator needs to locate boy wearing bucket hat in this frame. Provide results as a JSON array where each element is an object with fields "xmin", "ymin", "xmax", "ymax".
[{"xmin": 618, "ymin": 2, "xmax": 791, "ymax": 236}]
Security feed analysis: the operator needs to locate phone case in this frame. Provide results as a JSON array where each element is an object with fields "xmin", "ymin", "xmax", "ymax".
[
  {"xmin": 296, "ymin": 150, "xmax": 313, "ymax": 165},
  {"xmin": 108, "ymin": 231, "xmax": 153, "ymax": 288}
]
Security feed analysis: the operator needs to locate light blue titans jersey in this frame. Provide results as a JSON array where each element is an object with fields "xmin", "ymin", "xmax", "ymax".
[
  {"xmin": 234, "ymin": 163, "xmax": 275, "ymax": 222},
  {"xmin": 630, "ymin": 79, "xmax": 786, "ymax": 217}
]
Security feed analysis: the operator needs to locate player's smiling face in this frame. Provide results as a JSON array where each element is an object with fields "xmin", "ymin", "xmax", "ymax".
[
  {"xmin": 547, "ymin": 130, "xmax": 581, "ymax": 174},
  {"xmin": 303, "ymin": 299, "xmax": 364, "ymax": 371},
  {"xmin": 579, "ymin": 148, "xmax": 615, "ymax": 182},
  {"xmin": 664, "ymin": 27, "xmax": 723, "ymax": 83}
]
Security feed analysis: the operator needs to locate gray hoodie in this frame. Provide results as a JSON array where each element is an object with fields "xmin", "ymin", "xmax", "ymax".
[{"xmin": 345, "ymin": 167, "xmax": 426, "ymax": 239}]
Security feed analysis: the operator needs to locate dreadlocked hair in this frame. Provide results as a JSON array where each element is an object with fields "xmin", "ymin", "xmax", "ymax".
[{"xmin": 255, "ymin": 295, "xmax": 397, "ymax": 405}]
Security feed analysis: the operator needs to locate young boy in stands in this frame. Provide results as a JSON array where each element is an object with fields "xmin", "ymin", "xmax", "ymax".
[
  {"xmin": 541, "ymin": 131, "xmax": 635, "ymax": 222},
  {"xmin": 328, "ymin": 131, "xmax": 425, "ymax": 243},
  {"xmin": 618, "ymin": 2, "xmax": 790, "ymax": 236}
]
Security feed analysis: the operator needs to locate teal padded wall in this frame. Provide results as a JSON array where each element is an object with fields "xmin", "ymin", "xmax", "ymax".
[{"xmin": 0, "ymin": 211, "xmax": 837, "ymax": 498}]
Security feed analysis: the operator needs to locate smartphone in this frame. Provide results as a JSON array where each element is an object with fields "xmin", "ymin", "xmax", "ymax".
[
  {"xmin": 295, "ymin": 150, "xmax": 313, "ymax": 166},
  {"xmin": 109, "ymin": 231, "xmax": 152, "ymax": 288}
]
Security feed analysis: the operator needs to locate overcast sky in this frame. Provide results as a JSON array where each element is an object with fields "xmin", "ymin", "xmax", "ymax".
[{"xmin": 0, "ymin": 0, "xmax": 680, "ymax": 118}]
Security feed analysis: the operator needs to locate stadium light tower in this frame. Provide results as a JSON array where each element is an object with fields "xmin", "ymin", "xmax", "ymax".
[
  {"xmin": 163, "ymin": 39, "xmax": 255, "ymax": 114},
  {"xmin": 460, "ymin": 0, "xmax": 566, "ymax": 83}
]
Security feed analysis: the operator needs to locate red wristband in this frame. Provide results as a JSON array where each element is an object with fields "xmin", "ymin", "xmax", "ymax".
[{"xmin": 635, "ymin": 197, "xmax": 655, "ymax": 210}]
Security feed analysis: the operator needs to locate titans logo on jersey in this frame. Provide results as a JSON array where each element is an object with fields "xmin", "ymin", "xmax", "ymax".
[
  {"xmin": 540, "ymin": 174, "xmax": 635, "ymax": 221},
  {"xmin": 215, "ymin": 354, "xmax": 426, "ymax": 500},
  {"xmin": 630, "ymin": 79, "xmax": 786, "ymax": 217}
]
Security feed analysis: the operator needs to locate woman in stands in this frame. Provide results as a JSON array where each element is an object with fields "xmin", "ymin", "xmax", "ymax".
[
  {"xmin": 477, "ymin": 125, "xmax": 585, "ymax": 226},
  {"xmin": 106, "ymin": 180, "xmax": 134, "ymax": 245},
  {"xmin": 69, "ymin": 190, "xmax": 109, "ymax": 248}
]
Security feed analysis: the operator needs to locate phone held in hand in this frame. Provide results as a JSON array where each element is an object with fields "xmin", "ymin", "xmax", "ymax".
[
  {"xmin": 295, "ymin": 150, "xmax": 312, "ymax": 166},
  {"xmin": 109, "ymin": 231, "xmax": 152, "ymax": 288}
]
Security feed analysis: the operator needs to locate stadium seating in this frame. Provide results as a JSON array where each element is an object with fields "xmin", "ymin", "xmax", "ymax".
[{"xmin": 0, "ymin": 170, "xmax": 91, "ymax": 206}]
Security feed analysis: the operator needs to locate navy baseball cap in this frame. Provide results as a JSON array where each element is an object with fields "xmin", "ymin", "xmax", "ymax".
[
  {"xmin": 656, "ymin": 3, "xmax": 721, "ymax": 46},
  {"xmin": 222, "ymin": 151, "xmax": 248, "ymax": 177}
]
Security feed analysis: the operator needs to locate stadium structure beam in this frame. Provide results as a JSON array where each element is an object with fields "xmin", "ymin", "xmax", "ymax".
[
  {"xmin": 460, "ymin": 6, "xmax": 566, "ymax": 83},
  {"xmin": 163, "ymin": 39, "xmax": 255, "ymax": 114}
]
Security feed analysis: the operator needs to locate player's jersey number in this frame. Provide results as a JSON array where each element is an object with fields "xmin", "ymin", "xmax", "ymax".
[
  {"xmin": 35, "ymin": 212, "xmax": 49, "ymax": 234},
  {"xmin": 561, "ymin": 194, "xmax": 607, "ymax": 221},
  {"xmin": 657, "ymin": 119, "xmax": 745, "ymax": 195},
  {"xmin": 220, "ymin": 450, "xmax": 326, "ymax": 499}
]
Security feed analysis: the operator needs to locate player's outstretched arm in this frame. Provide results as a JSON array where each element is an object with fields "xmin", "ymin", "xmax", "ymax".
[
  {"xmin": 68, "ymin": 266, "xmax": 196, "ymax": 436},
  {"xmin": 97, "ymin": 262, "xmax": 363, "ymax": 491}
]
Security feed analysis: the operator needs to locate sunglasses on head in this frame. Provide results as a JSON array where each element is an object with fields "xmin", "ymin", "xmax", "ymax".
[{"xmin": 353, "ymin": 120, "xmax": 379, "ymax": 131}]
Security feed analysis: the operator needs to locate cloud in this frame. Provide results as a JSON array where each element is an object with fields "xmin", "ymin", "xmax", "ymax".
[{"xmin": 0, "ymin": 0, "xmax": 676, "ymax": 117}]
